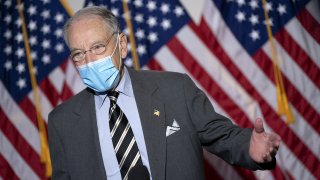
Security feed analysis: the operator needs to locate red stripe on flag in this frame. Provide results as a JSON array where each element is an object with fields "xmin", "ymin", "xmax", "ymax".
[
  {"xmin": 284, "ymin": 170, "xmax": 296, "ymax": 180},
  {"xmin": 271, "ymin": 165, "xmax": 290, "ymax": 180},
  {"xmin": 18, "ymin": 97, "xmax": 49, "ymax": 144},
  {"xmin": 0, "ymin": 108, "xmax": 45, "ymax": 179},
  {"xmin": 147, "ymin": 58, "xmax": 164, "ymax": 71},
  {"xmin": 253, "ymin": 49, "xmax": 320, "ymax": 134},
  {"xmin": 0, "ymin": 154, "xmax": 19, "ymax": 180},
  {"xmin": 59, "ymin": 59, "xmax": 70, "ymax": 73},
  {"xmin": 19, "ymin": 97, "xmax": 37, "ymax": 127},
  {"xmin": 40, "ymin": 78, "xmax": 60, "ymax": 107},
  {"xmin": 61, "ymin": 82, "xmax": 75, "ymax": 101},
  {"xmin": 275, "ymin": 28, "xmax": 320, "ymax": 88},
  {"xmin": 193, "ymin": 18, "xmax": 320, "ymax": 178},
  {"xmin": 296, "ymin": 8, "xmax": 320, "ymax": 44},
  {"xmin": 166, "ymin": 37, "xmax": 258, "ymax": 179},
  {"xmin": 19, "ymin": 97, "xmax": 47, "ymax": 128},
  {"xmin": 204, "ymin": 159, "xmax": 224, "ymax": 180},
  {"xmin": 233, "ymin": 167, "xmax": 257, "ymax": 180}
]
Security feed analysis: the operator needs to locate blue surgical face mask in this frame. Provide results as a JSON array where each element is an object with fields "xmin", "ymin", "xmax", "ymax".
[{"xmin": 77, "ymin": 34, "xmax": 121, "ymax": 92}]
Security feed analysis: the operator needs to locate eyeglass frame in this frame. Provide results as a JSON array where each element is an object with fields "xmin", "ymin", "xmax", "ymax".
[{"xmin": 69, "ymin": 32, "xmax": 118, "ymax": 63}]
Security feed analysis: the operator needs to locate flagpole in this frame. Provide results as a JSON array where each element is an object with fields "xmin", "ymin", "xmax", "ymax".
[
  {"xmin": 261, "ymin": 0, "xmax": 294, "ymax": 124},
  {"xmin": 122, "ymin": 0, "xmax": 141, "ymax": 70},
  {"xmin": 17, "ymin": 0, "xmax": 52, "ymax": 177},
  {"xmin": 60, "ymin": 0, "xmax": 74, "ymax": 17}
]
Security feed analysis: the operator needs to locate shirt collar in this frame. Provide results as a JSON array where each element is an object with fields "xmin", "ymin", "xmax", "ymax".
[
  {"xmin": 95, "ymin": 67, "xmax": 133, "ymax": 107},
  {"xmin": 116, "ymin": 67, "xmax": 133, "ymax": 97}
]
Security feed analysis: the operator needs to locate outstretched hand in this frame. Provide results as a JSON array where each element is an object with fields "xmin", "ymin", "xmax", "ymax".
[{"xmin": 249, "ymin": 118, "xmax": 281, "ymax": 163}]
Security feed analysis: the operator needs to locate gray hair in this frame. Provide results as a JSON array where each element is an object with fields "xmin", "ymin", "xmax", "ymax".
[{"xmin": 63, "ymin": 6, "xmax": 120, "ymax": 46}]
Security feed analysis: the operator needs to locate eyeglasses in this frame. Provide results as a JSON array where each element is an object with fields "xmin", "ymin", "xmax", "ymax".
[{"xmin": 70, "ymin": 32, "xmax": 117, "ymax": 62}]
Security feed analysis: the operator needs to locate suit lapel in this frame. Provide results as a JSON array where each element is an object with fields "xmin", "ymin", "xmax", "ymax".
[
  {"xmin": 128, "ymin": 68, "xmax": 166, "ymax": 180},
  {"xmin": 74, "ymin": 89, "xmax": 107, "ymax": 179}
]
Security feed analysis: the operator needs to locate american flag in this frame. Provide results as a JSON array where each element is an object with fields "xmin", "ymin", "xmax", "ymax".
[
  {"xmin": 84, "ymin": 0, "xmax": 320, "ymax": 179},
  {"xmin": 1, "ymin": 0, "xmax": 319, "ymax": 179},
  {"xmin": 0, "ymin": 0, "xmax": 84, "ymax": 179}
]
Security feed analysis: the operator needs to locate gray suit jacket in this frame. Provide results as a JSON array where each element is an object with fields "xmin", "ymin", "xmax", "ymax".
[{"xmin": 48, "ymin": 68, "xmax": 275, "ymax": 180}]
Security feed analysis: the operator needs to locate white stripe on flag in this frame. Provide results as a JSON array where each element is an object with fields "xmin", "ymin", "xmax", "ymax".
[
  {"xmin": 154, "ymin": 46, "xmax": 189, "ymax": 73},
  {"xmin": 286, "ymin": 18, "xmax": 320, "ymax": 67},
  {"xmin": 306, "ymin": 0, "xmax": 320, "ymax": 23},
  {"xmin": 27, "ymin": 87, "xmax": 53, "ymax": 123},
  {"xmin": 262, "ymin": 40, "xmax": 320, "ymax": 112},
  {"xmin": 277, "ymin": 142, "xmax": 315, "ymax": 180},
  {"xmin": 65, "ymin": 60, "xmax": 86, "ymax": 94},
  {"xmin": 49, "ymin": 66, "xmax": 65, "ymax": 94},
  {"xmin": 289, "ymin": 107, "xmax": 320, "ymax": 158},
  {"xmin": 0, "ymin": 131, "xmax": 40, "ymax": 180},
  {"xmin": 0, "ymin": 81, "xmax": 40, "ymax": 154}
]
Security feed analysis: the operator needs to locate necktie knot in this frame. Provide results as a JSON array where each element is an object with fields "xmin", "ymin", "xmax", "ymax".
[{"xmin": 107, "ymin": 91, "xmax": 119, "ymax": 104}]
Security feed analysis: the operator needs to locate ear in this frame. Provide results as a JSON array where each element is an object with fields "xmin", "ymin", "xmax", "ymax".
[{"xmin": 119, "ymin": 33, "xmax": 128, "ymax": 59}]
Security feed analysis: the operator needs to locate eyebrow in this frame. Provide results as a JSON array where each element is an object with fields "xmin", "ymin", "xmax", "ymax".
[{"xmin": 70, "ymin": 39, "xmax": 106, "ymax": 52}]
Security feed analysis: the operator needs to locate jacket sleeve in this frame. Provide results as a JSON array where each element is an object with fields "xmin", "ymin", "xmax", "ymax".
[
  {"xmin": 48, "ymin": 109, "xmax": 71, "ymax": 180},
  {"xmin": 182, "ymin": 74, "xmax": 275, "ymax": 170}
]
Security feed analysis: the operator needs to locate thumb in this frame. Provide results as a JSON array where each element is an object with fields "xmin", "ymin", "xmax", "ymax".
[{"xmin": 254, "ymin": 118, "xmax": 265, "ymax": 134}]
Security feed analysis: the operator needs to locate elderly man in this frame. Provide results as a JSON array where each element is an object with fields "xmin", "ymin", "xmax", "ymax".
[{"xmin": 48, "ymin": 6, "xmax": 281, "ymax": 180}]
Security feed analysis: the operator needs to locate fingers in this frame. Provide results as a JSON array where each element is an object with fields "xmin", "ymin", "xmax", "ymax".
[
  {"xmin": 269, "ymin": 132, "xmax": 282, "ymax": 142},
  {"xmin": 254, "ymin": 118, "xmax": 265, "ymax": 134},
  {"xmin": 269, "ymin": 146, "xmax": 278, "ymax": 157},
  {"xmin": 250, "ymin": 118, "xmax": 282, "ymax": 163},
  {"xmin": 262, "ymin": 146, "xmax": 278, "ymax": 162},
  {"xmin": 263, "ymin": 134, "xmax": 281, "ymax": 162},
  {"xmin": 257, "ymin": 133, "xmax": 281, "ymax": 163},
  {"xmin": 263, "ymin": 153, "xmax": 273, "ymax": 162},
  {"xmin": 268, "ymin": 133, "xmax": 281, "ymax": 149}
]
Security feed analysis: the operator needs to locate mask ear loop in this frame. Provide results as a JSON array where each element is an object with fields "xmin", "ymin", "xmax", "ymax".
[
  {"xmin": 110, "ymin": 33, "xmax": 119, "ymax": 57},
  {"xmin": 111, "ymin": 33, "xmax": 123, "ymax": 70},
  {"xmin": 117, "ymin": 33, "xmax": 124, "ymax": 70},
  {"xmin": 110, "ymin": 33, "xmax": 123, "ymax": 92},
  {"xmin": 118, "ymin": 33, "xmax": 123, "ymax": 69}
]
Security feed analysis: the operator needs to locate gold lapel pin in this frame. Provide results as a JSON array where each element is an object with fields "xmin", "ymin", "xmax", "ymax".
[{"xmin": 154, "ymin": 109, "xmax": 160, "ymax": 116}]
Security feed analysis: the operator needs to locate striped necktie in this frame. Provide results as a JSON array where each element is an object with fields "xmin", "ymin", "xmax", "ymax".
[{"xmin": 107, "ymin": 91, "xmax": 143, "ymax": 180}]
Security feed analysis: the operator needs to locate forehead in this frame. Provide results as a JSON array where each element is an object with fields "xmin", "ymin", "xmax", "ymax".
[{"xmin": 67, "ymin": 17, "xmax": 111, "ymax": 48}]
